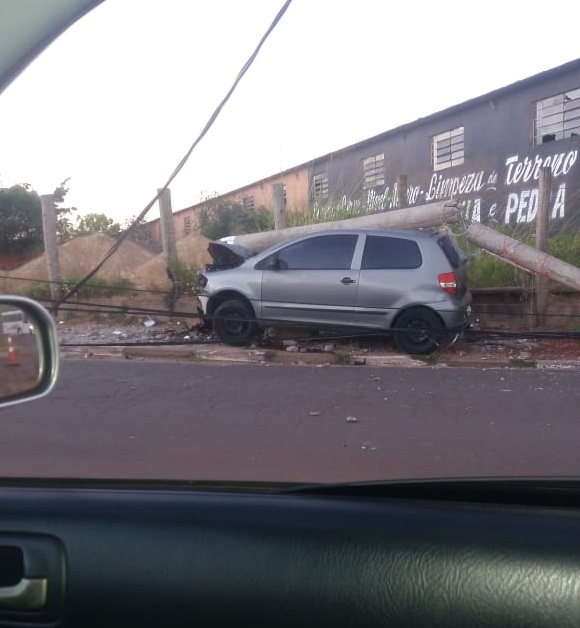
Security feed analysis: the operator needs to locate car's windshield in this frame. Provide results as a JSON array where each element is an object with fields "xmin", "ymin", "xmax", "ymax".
[{"xmin": 1, "ymin": 0, "xmax": 579, "ymax": 485}]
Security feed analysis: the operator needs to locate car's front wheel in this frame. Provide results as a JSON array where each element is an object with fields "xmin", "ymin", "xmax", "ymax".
[
  {"xmin": 213, "ymin": 299, "xmax": 258, "ymax": 346},
  {"xmin": 393, "ymin": 307, "xmax": 444, "ymax": 355}
]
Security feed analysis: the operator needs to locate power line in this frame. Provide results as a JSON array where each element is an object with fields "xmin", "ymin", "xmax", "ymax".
[
  {"xmin": 55, "ymin": 0, "xmax": 294, "ymax": 308},
  {"xmin": 0, "ymin": 274, "xmax": 173, "ymax": 296}
]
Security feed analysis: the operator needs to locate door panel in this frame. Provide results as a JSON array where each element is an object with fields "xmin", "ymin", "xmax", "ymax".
[
  {"xmin": 354, "ymin": 235, "xmax": 424, "ymax": 329},
  {"xmin": 0, "ymin": 484, "xmax": 578, "ymax": 627},
  {"xmin": 261, "ymin": 269, "xmax": 360, "ymax": 325},
  {"xmin": 260, "ymin": 234, "xmax": 360, "ymax": 326}
]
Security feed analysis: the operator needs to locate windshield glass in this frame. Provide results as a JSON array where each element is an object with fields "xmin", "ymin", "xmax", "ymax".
[{"xmin": 0, "ymin": 0, "xmax": 579, "ymax": 485}]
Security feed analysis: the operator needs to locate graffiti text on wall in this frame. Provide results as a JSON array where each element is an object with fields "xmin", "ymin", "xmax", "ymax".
[
  {"xmin": 425, "ymin": 170, "xmax": 491, "ymax": 202},
  {"xmin": 313, "ymin": 145, "xmax": 579, "ymax": 226},
  {"xmin": 501, "ymin": 149, "xmax": 577, "ymax": 224}
]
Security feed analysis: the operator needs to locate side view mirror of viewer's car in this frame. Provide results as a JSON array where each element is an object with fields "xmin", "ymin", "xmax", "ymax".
[{"xmin": 0, "ymin": 296, "xmax": 59, "ymax": 410}]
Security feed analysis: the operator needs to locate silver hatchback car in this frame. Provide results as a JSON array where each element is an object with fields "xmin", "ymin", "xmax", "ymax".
[{"xmin": 198, "ymin": 229, "xmax": 471, "ymax": 354}]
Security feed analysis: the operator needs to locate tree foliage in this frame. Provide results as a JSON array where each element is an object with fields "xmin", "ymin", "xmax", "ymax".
[
  {"xmin": 198, "ymin": 200, "xmax": 273, "ymax": 240},
  {"xmin": 75, "ymin": 212, "xmax": 121, "ymax": 237},
  {"xmin": 0, "ymin": 184, "xmax": 43, "ymax": 254},
  {"xmin": 1, "ymin": 177, "xmax": 125, "ymax": 254},
  {"xmin": 121, "ymin": 215, "xmax": 151, "ymax": 244},
  {"xmin": 54, "ymin": 178, "xmax": 78, "ymax": 242}
]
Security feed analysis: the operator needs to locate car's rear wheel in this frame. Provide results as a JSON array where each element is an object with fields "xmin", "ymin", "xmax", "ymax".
[
  {"xmin": 393, "ymin": 308, "xmax": 444, "ymax": 355},
  {"xmin": 213, "ymin": 299, "xmax": 258, "ymax": 345}
]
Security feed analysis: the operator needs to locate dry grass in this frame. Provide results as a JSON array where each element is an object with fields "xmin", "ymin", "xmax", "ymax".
[
  {"xmin": 128, "ymin": 233, "xmax": 212, "ymax": 290},
  {"xmin": 5, "ymin": 233, "xmax": 154, "ymax": 292}
]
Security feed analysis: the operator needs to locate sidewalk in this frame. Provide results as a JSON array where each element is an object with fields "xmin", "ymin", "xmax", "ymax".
[{"xmin": 59, "ymin": 333, "xmax": 580, "ymax": 370}]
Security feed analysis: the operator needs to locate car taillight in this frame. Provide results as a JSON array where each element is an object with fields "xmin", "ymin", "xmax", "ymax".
[{"xmin": 438, "ymin": 272, "xmax": 457, "ymax": 295}]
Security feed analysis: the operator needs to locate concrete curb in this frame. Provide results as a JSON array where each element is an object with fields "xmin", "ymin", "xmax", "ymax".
[{"xmin": 58, "ymin": 344, "xmax": 580, "ymax": 370}]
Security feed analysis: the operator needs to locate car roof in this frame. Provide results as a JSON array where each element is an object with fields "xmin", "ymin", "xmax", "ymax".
[
  {"xmin": 277, "ymin": 228, "xmax": 441, "ymax": 242},
  {"xmin": 249, "ymin": 228, "xmax": 443, "ymax": 259}
]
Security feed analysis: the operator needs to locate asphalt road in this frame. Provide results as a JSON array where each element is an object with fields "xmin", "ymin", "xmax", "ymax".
[{"xmin": 0, "ymin": 360, "xmax": 578, "ymax": 483}]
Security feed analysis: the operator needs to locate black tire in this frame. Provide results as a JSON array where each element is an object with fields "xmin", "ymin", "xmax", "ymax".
[
  {"xmin": 393, "ymin": 308, "xmax": 444, "ymax": 355},
  {"xmin": 213, "ymin": 299, "xmax": 258, "ymax": 346}
]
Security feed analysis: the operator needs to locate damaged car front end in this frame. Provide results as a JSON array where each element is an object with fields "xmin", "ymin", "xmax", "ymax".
[{"xmin": 196, "ymin": 241, "xmax": 257, "ymax": 330}]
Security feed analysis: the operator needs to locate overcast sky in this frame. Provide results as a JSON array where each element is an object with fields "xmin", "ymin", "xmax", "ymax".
[{"xmin": 0, "ymin": 0, "xmax": 579, "ymax": 224}]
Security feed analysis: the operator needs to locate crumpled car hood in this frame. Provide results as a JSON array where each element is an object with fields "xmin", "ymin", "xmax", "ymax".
[{"xmin": 207, "ymin": 241, "xmax": 255, "ymax": 270}]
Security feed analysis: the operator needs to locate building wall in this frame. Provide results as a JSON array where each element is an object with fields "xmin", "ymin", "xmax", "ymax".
[
  {"xmin": 145, "ymin": 167, "xmax": 311, "ymax": 244},
  {"xmin": 145, "ymin": 61, "xmax": 580, "ymax": 244},
  {"xmin": 228, "ymin": 168, "xmax": 310, "ymax": 212},
  {"xmin": 311, "ymin": 62, "xmax": 580, "ymax": 232}
]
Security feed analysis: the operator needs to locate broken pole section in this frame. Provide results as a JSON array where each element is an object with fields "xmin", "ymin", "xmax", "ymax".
[
  {"xmin": 465, "ymin": 223, "xmax": 580, "ymax": 292},
  {"xmin": 535, "ymin": 167, "xmax": 551, "ymax": 325},
  {"xmin": 230, "ymin": 201, "xmax": 460, "ymax": 252},
  {"xmin": 40, "ymin": 194, "xmax": 61, "ymax": 314}
]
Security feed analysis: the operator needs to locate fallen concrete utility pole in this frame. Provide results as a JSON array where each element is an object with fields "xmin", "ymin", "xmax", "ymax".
[
  {"xmin": 229, "ymin": 201, "xmax": 460, "ymax": 251},
  {"xmin": 465, "ymin": 223, "xmax": 580, "ymax": 292}
]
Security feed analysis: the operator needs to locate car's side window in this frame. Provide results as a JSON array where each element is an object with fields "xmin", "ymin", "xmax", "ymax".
[
  {"xmin": 276, "ymin": 235, "xmax": 358, "ymax": 270},
  {"xmin": 362, "ymin": 236, "xmax": 422, "ymax": 269}
]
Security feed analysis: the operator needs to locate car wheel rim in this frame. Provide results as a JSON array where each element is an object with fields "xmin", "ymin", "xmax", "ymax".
[
  {"xmin": 223, "ymin": 312, "xmax": 247, "ymax": 337},
  {"xmin": 405, "ymin": 320, "xmax": 434, "ymax": 345}
]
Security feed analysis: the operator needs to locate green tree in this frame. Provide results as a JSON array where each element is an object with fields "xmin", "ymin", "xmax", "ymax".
[
  {"xmin": 198, "ymin": 200, "xmax": 273, "ymax": 240},
  {"xmin": 121, "ymin": 215, "xmax": 151, "ymax": 244},
  {"xmin": 53, "ymin": 178, "xmax": 77, "ymax": 242},
  {"xmin": 75, "ymin": 213, "xmax": 121, "ymax": 237},
  {"xmin": 0, "ymin": 184, "xmax": 43, "ymax": 254}
]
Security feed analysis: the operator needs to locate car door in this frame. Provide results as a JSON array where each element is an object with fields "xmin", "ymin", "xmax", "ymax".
[
  {"xmin": 260, "ymin": 234, "xmax": 361, "ymax": 326},
  {"xmin": 354, "ymin": 234, "xmax": 424, "ymax": 328}
]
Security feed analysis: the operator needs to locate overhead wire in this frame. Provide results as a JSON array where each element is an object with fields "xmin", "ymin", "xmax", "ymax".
[{"xmin": 55, "ymin": 0, "xmax": 294, "ymax": 308}]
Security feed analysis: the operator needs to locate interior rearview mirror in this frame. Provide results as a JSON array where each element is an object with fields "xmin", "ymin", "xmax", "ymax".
[{"xmin": 0, "ymin": 296, "xmax": 59, "ymax": 410}]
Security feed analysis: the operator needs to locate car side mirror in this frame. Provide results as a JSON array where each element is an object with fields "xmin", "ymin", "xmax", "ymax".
[
  {"xmin": 0, "ymin": 296, "xmax": 59, "ymax": 410},
  {"xmin": 256, "ymin": 256, "xmax": 280, "ymax": 271}
]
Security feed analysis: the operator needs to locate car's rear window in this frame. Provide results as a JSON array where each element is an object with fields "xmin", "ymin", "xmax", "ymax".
[
  {"xmin": 437, "ymin": 235, "xmax": 462, "ymax": 268},
  {"xmin": 362, "ymin": 236, "xmax": 422, "ymax": 269}
]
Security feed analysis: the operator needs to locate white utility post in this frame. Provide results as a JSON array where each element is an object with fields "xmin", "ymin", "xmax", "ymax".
[
  {"xmin": 158, "ymin": 188, "xmax": 178, "ymax": 271},
  {"xmin": 229, "ymin": 201, "xmax": 460, "ymax": 251},
  {"xmin": 40, "ymin": 194, "xmax": 61, "ymax": 308},
  {"xmin": 465, "ymin": 223, "xmax": 580, "ymax": 292}
]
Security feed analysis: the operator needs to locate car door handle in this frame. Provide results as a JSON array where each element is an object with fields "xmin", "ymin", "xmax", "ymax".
[
  {"xmin": 0, "ymin": 577, "xmax": 47, "ymax": 611},
  {"xmin": 340, "ymin": 277, "xmax": 356, "ymax": 285}
]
